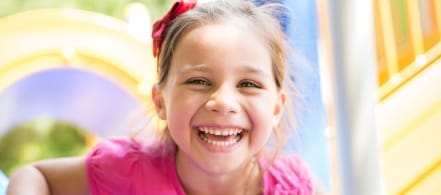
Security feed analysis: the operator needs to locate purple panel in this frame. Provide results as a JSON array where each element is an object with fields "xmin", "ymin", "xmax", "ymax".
[{"xmin": 0, "ymin": 68, "xmax": 143, "ymax": 137}]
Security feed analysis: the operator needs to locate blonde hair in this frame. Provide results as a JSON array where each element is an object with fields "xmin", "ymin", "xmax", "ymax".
[{"xmin": 143, "ymin": 0, "xmax": 299, "ymax": 157}]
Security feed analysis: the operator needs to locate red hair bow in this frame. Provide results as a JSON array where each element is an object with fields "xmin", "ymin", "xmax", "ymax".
[{"xmin": 152, "ymin": 0, "xmax": 197, "ymax": 57}]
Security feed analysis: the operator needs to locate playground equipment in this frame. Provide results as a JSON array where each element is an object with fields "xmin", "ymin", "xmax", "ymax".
[{"xmin": 0, "ymin": 9, "xmax": 156, "ymax": 137}]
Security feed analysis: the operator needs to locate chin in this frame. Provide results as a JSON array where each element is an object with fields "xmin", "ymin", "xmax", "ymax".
[{"xmin": 197, "ymin": 156, "xmax": 252, "ymax": 175}]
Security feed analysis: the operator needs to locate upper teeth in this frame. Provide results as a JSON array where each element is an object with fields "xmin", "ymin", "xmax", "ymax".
[{"xmin": 199, "ymin": 127, "xmax": 243, "ymax": 136}]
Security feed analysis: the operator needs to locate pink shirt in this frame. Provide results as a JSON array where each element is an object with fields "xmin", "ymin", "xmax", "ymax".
[{"xmin": 86, "ymin": 138, "xmax": 312, "ymax": 195}]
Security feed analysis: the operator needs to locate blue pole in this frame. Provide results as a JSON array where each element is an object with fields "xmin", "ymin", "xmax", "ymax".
[{"xmin": 282, "ymin": 0, "xmax": 330, "ymax": 190}]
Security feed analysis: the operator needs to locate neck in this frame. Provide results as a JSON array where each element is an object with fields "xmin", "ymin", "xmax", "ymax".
[{"xmin": 175, "ymin": 151, "xmax": 262, "ymax": 195}]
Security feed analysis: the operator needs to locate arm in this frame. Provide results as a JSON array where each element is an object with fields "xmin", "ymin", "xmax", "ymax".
[{"xmin": 7, "ymin": 156, "xmax": 89, "ymax": 195}]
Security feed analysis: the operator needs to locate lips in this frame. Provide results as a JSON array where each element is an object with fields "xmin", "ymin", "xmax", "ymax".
[{"xmin": 196, "ymin": 126, "xmax": 246, "ymax": 147}]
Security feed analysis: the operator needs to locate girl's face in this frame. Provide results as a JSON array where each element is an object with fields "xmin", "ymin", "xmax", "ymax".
[{"xmin": 153, "ymin": 23, "xmax": 285, "ymax": 174}]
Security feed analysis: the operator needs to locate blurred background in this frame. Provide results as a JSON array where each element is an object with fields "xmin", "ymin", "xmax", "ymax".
[
  {"xmin": 0, "ymin": 0, "xmax": 169, "ymax": 194},
  {"xmin": 0, "ymin": 0, "xmax": 440, "ymax": 195}
]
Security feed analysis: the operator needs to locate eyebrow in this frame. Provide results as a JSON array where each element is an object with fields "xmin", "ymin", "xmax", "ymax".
[
  {"xmin": 177, "ymin": 64, "xmax": 209, "ymax": 74},
  {"xmin": 177, "ymin": 63, "xmax": 271, "ymax": 78},
  {"xmin": 239, "ymin": 65, "xmax": 271, "ymax": 78}
]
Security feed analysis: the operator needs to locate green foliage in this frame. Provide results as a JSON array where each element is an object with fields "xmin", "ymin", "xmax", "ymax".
[
  {"xmin": 135, "ymin": 0, "xmax": 172, "ymax": 21},
  {"xmin": 0, "ymin": 119, "xmax": 89, "ymax": 176},
  {"xmin": 0, "ymin": 0, "xmax": 173, "ymax": 22}
]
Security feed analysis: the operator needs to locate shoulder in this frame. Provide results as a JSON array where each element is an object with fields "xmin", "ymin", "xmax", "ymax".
[
  {"xmin": 86, "ymin": 137, "xmax": 177, "ymax": 194},
  {"xmin": 261, "ymin": 155, "xmax": 313, "ymax": 195},
  {"xmin": 86, "ymin": 137, "xmax": 149, "ymax": 172},
  {"xmin": 87, "ymin": 137, "xmax": 144, "ymax": 161}
]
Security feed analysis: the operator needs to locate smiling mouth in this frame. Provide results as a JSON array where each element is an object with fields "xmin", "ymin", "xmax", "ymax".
[{"xmin": 197, "ymin": 127, "xmax": 245, "ymax": 147}]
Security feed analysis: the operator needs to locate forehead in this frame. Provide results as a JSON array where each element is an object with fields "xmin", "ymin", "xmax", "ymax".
[
  {"xmin": 179, "ymin": 21, "xmax": 264, "ymax": 46},
  {"xmin": 171, "ymin": 23, "xmax": 272, "ymax": 73}
]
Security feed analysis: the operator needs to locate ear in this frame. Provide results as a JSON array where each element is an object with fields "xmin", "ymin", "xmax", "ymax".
[
  {"xmin": 273, "ymin": 90, "xmax": 286, "ymax": 127},
  {"xmin": 152, "ymin": 84, "xmax": 167, "ymax": 120}
]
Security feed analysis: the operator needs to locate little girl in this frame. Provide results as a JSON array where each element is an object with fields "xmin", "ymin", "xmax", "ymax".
[{"xmin": 7, "ymin": 0, "xmax": 313, "ymax": 194}]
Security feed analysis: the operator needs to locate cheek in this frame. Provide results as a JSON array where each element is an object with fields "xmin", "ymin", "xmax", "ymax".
[
  {"xmin": 165, "ymin": 91, "xmax": 202, "ymax": 132},
  {"xmin": 166, "ymin": 105, "xmax": 192, "ymax": 146},
  {"xmin": 250, "ymin": 94, "xmax": 279, "ymax": 117},
  {"xmin": 248, "ymin": 96, "xmax": 278, "ymax": 134}
]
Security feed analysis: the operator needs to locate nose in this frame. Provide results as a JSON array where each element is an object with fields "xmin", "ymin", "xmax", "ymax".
[{"xmin": 205, "ymin": 85, "xmax": 240, "ymax": 114}]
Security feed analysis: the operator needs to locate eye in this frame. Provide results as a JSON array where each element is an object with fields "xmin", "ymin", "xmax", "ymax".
[
  {"xmin": 238, "ymin": 80, "xmax": 261, "ymax": 88},
  {"xmin": 185, "ymin": 78, "xmax": 210, "ymax": 86}
]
